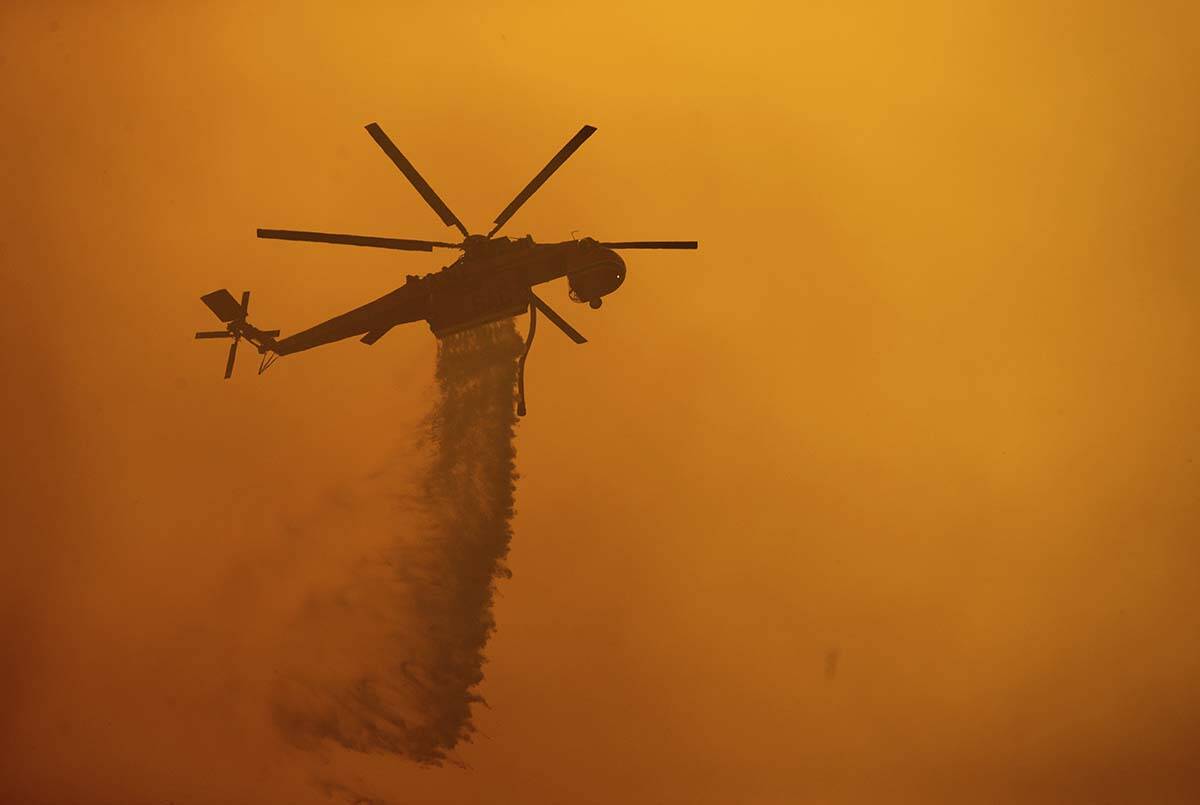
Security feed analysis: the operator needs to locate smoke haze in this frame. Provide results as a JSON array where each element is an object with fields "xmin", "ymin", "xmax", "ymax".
[{"xmin": 272, "ymin": 322, "xmax": 522, "ymax": 767}]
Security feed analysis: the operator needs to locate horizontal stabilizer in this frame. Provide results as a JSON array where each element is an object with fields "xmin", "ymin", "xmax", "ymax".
[
  {"xmin": 360, "ymin": 327, "xmax": 393, "ymax": 345},
  {"xmin": 201, "ymin": 289, "xmax": 245, "ymax": 322}
]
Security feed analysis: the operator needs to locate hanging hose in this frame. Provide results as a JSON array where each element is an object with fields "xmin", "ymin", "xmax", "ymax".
[{"xmin": 516, "ymin": 298, "xmax": 537, "ymax": 416}]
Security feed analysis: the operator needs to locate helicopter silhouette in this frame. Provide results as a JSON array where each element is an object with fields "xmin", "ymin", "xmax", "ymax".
[{"xmin": 194, "ymin": 122, "xmax": 697, "ymax": 415}]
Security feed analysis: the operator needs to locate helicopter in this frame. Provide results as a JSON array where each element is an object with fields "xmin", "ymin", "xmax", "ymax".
[{"xmin": 194, "ymin": 121, "xmax": 697, "ymax": 415}]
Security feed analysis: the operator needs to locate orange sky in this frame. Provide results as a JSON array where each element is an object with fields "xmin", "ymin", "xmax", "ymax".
[{"xmin": 3, "ymin": 2, "xmax": 1200, "ymax": 803}]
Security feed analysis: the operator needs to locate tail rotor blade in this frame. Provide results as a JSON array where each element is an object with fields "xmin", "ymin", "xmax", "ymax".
[
  {"xmin": 530, "ymin": 292, "xmax": 587, "ymax": 344},
  {"xmin": 364, "ymin": 123, "xmax": 469, "ymax": 238},
  {"xmin": 241, "ymin": 291, "xmax": 250, "ymax": 316},
  {"xmin": 488, "ymin": 125, "xmax": 597, "ymax": 238},
  {"xmin": 224, "ymin": 339, "xmax": 239, "ymax": 379},
  {"xmin": 599, "ymin": 241, "xmax": 698, "ymax": 249},
  {"xmin": 195, "ymin": 331, "xmax": 232, "ymax": 339}
]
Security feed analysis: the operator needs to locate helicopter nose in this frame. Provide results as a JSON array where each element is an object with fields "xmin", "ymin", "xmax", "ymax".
[
  {"xmin": 612, "ymin": 250, "xmax": 626, "ymax": 284},
  {"xmin": 602, "ymin": 247, "xmax": 626, "ymax": 278}
]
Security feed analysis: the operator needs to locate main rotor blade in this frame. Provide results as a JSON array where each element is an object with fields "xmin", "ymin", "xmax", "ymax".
[
  {"xmin": 257, "ymin": 229, "xmax": 459, "ymax": 252},
  {"xmin": 201, "ymin": 289, "xmax": 245, "ymax": 322},
  {"xmin": 364, "ymin": 123, "xmax": 469, "ymax": 238},
  {"xmin": 530, "ymin": 292, "xmax": 587, "ymax": 344},
  {"xmin": 599, "ymin": 241, "xmax": 698, "ymax": 249},
  {"xmin": 224, "ymin": 339, "xmax": 239, "ymax": 379},
  {"xmin": 195, "ymin": 331, "xmax": 232, "ymax": 339},
  {"xmin": 488, "ymin": 125, "xmax": 597, "ymax": 238}
]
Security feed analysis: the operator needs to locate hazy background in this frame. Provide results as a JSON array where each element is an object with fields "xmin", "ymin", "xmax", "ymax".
[{"xmin": 3, "ymin": 1, "xmax": 1199, "ymax": 803}]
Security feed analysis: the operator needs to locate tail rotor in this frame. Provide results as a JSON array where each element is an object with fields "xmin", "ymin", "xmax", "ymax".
[{"xmin": 195, "ymin": 289, "xmax": 264, "ymax": 379}]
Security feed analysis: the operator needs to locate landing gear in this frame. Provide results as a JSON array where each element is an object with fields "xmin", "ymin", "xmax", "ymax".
[{"xmin": 589, "ymin": 298, "xmax": 603, "ymax": 309}]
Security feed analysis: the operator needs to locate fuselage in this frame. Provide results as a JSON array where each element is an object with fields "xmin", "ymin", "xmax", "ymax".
[
  {"xmin": 269, "ymin": 236, "xmax": 625, "ymax": 355},
  {"xmin": 420, "ymin": 236, "xmax": 625, "ymax": 336}
]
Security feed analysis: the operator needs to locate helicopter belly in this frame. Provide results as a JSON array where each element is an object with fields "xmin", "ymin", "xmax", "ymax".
[
  {"xmin": 426, "ymin": 272, "xmax": 530, "ymax": 338},
  {"xmin": 429, "ymin": 303, "xmax": 529, "ymax": 337}
]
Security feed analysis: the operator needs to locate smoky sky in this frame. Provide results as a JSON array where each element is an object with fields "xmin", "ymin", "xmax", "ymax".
[{"xmin": 3, "ymin": 2, "xmax": 1200, "ymax": 804}]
